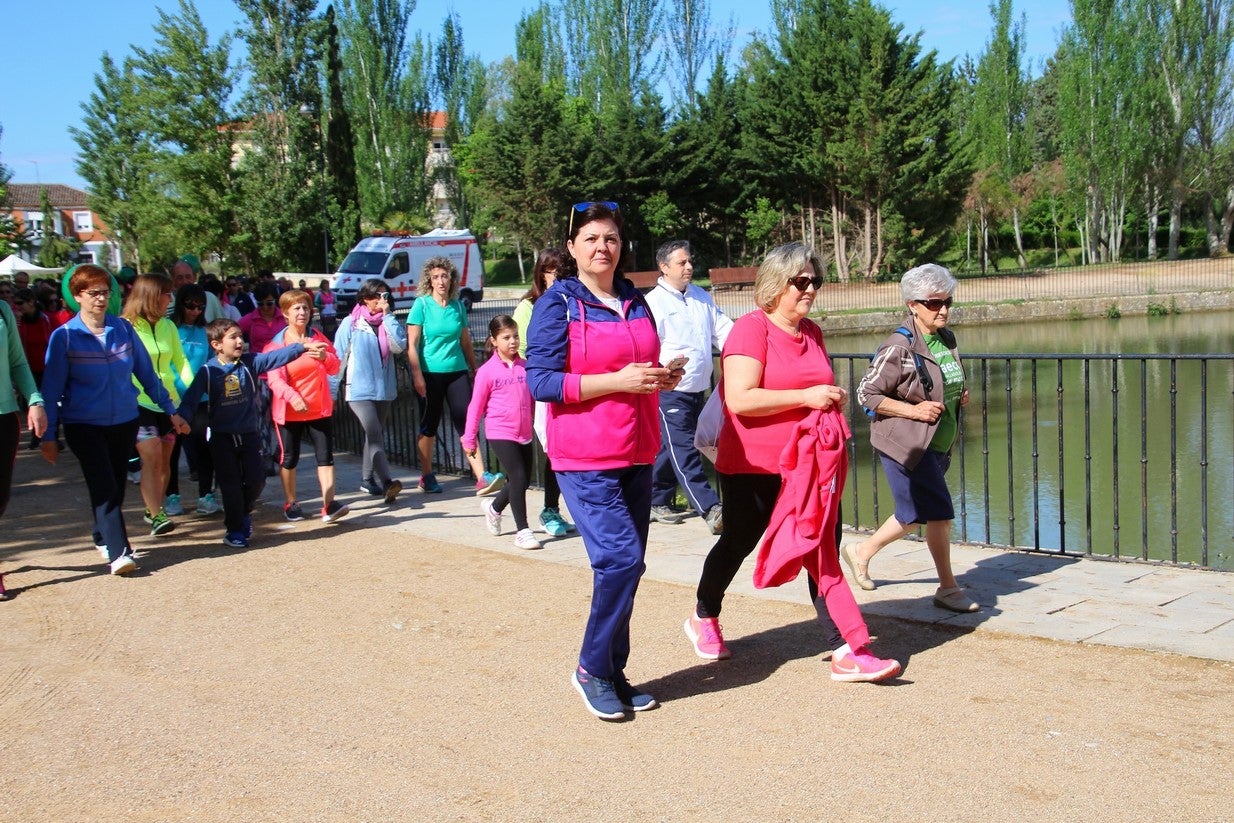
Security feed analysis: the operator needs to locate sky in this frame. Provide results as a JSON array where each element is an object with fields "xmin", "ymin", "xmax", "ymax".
[{"xmin": 2, "ymin": 0, "xmax": 1071, "ymax": 191}]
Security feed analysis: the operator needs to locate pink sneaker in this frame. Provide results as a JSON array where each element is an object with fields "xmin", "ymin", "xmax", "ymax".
[
  {"xmin": 684, "ymin": 611, "xmax": 732, "ymax": 660},
  {"xmin": 830, "ymin": 645, "xmax": 901, "ymax": 682}
]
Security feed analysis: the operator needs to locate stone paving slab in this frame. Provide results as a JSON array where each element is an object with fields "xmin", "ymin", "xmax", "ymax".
[{"xmin": 316, "ymin": 453, "xmax": 1233, "ymax": 663}]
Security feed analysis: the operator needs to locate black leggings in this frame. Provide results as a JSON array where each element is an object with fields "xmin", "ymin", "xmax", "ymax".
[
  {"xmin": 418, "ymin": 369, "xmax": 470, "ymax": 438},
  {"xmin": 542, "ymin": 455, "xmax": 561, "ymax": 510},
  {"xmin": 0, "ymin": 412, "xmax": 17, "ymax": 517},
  {"xmin": 275, "ymin": 417, "xmax": 334, "ymax": 470},
  {"xmin": 696, "ymin": 472, "xmax": 842, "ymax": 649},
  {"xmin": 488, "ymin": 439, "xmax": 533, "ymax": 530}
]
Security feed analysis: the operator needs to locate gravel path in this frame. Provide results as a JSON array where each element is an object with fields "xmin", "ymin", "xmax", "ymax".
[{"xmin": 2, "ymin": 449, "xmax": 1231, "ymax": 821}]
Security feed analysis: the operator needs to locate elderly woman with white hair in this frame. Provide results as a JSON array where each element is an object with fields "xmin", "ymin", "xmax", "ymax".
[{"xmin": 844, "ymin": 263, "xmax": 977, "ymax": 613}]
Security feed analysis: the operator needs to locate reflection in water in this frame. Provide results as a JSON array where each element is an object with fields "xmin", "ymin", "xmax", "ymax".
[{"xmin": 823, "ymin": 311, "xmax": 1234, "ymax": 569}]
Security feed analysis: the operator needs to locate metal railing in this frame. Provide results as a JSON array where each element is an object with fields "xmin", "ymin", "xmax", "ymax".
[
  {"xmin": 832, "ymin": 352, "xmax": 1234, "ymax": 570},
  {"xmin": 332, "ymin": 350, "xmax": 1234, "ymax": 571}
]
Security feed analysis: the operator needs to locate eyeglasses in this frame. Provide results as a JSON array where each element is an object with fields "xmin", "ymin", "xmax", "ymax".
[
  {"xmin": 569, "ymin": 200, "xmax": 620, "ymax": 234},
  {"xmin": 225, "ymin": 281, "xmax": 239, "ymax": 288},
  {"xmin": 83, "ymin": 289, "xmax": 112, "ymax": 300},
  {"xmin": 13, "ymin": 299, "xmax": 29, "ymax": 305},
  {"xmin": 183, "ymin": 302, "xmax": 205, "ymax": 311},
  {"xmin": 259, "ymin": 300, "xmax": 277, "ymax": 307},
  {"xmin": 914, "ymin": 297, "xmax": 953, "ymax": 311},
  {"xmin": 788, "ymin": 274, "xmax": 824, "ymax": 292}
]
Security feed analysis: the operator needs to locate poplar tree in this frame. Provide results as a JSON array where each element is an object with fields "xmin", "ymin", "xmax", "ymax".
[
  {"xmin": 131, "ymin": 0, "xmax": 239, "ymax": 263},
  {"xmin": 71, "ymin": 54, "xmax": 160, "ymax": 269},
  {"xmin": 970, "ymin": 0, "xmax": 1030, "ymax": 269},
  {"xmin": 338, "ymin": 0, "xmax": 429, "ymax": 227},
  {"xmin": 324, "ymin": 4, "xmax": 361, "ymax": 266},
  {"xmin": 233, "ymin": 0, "xmax": 325, "ymax": 271}
]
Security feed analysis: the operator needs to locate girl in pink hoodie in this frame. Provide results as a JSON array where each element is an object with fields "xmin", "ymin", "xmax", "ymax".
[{"xmin": 462, "ymin": 316, "xmax": 540, "ymax": 550}]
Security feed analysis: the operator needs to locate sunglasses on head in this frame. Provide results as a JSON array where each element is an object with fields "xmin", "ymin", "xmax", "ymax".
[
  {"xmin": 569, "ymin": 200, "xmax": 620, "ymax": 234},
  {"xmin": 914, "ymin": 297, "xmax": 953, "ymax": 311},
  {"xmin": 788, "ymin": 273, "xmax": 824, "ymax": 292}
]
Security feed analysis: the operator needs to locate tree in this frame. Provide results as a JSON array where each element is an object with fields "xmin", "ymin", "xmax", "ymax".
[
  {"xmin": 131, "ymin": 0, "xmax": 239, "ymax": 263},
  {"xmin": 461, "ymin": 6, "xmax": 574, "ymax": 256},
  {"xmin": 338, "ymin": 0, "xmax": 430, "ymax": 227},
  {"xmin": 746, "ymin": 0, "xmax": 969, "ymax": 280},
  {"xmin": 35, "ymin": 188, "xmax": 81, "ymax": 268},
  {"xmin": 664, "ymin": 0, "xmax": 733, "ymax": 111},
  {"xmin": 431, "ymin": 12, "xmax": 487, "ymax": 227},
  {"xmin": 970, "ymin": 0, "xmax": 1030, "ymax": 268},
  {"xmin": 233, "ymin": 0, "xmax": 326, "ymax": 272},
  {"xmin": 71, "ymin": 54, "xmax": 161, "ymax": 269},
  {"xmin": 324, "ymin": 4, "xmax": 361, "ymax": 268},
  {"xmin": 0, "ymin": 126, "xmax": 31, "ymax": 259}
]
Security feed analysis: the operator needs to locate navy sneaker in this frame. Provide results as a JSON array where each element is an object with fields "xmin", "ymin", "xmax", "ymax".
[
  {"xmin": 359, "ymin": 478, "xmax": 383, "ymax": 496},
  {"xmin": 571, "ymin": 668, "xmax": 626, "ymax": 721},
  {"xmin": 321, "ymin": 500, "xmax": 350, "ymax": 523},
  {"xmin": 284, "ymin": 501, "xmax": 305, "ymax": 521},
  {"xmin": 241, "ymin": 514, "xmax": 253, "ymax": 540},
  {"xmin": 223, "ymin": 531, "xmax": 249, "ymax": 548},
  {"xmin": 612, "ymin": 673, "xmax": 658, "ymax": 712},
  {"xmin": 418, "ymin": 473, "xmax": 443, "ymax": 494}
]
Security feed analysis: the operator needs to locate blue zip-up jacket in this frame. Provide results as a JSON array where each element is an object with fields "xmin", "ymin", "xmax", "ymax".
[
  {"xmin": 331, "ymin": 311, "xmax": 407, "ymax": 401},
  {"xmin": 40, "ymin": 313, "xmax": 177, "ymax": 439},
  {"xmin": 177, "ymin": 346, "xmax": 305, "ymax": 435},
  {"xmin": 176, "ymin": 324, "xmax": 211, "ymax": 401},
  {"xmin": 525, "ymin": 275, "xmax": 662, "ymax": 470}
]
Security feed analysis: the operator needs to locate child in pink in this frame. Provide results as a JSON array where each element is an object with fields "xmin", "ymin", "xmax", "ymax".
[{"xmin": 462, "ymin": 315, "xmax": 540, "ymax": 550}]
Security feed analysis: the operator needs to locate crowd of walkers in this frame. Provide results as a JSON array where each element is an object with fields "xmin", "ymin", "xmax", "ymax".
[{"xmin": 2, "ymin": 220, "xmax": 979, "ymax": 722}]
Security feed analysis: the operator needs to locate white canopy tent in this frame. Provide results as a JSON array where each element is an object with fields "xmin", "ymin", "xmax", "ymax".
[{"xmin": 0, "ymin": 255, "xmax": 64, "ymax": 278}]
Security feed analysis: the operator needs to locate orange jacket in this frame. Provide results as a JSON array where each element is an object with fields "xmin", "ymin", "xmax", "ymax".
[{"xmin": 264, "ymin": 328, "xmax": 340, "ymax": 424}]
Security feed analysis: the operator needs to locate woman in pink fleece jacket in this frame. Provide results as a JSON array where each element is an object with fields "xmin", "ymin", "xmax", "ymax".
[{"xmin": 462, "ymin": 316, "xmax": 540, "ymax": 550}]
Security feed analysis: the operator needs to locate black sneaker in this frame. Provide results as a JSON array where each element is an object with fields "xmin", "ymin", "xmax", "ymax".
[
  {"xmin": 612, "ymin": 673, "xmax": 658, "ymax": 712},
  {"xmin": 571, "ymin": 668, "xmax": 626, "ymax": 721},
  {"xmin": 283, "ymin": 502, "xmax": 305, "ymax": 522},
  {"xmin": 359, "ymin": 478, "xmax": 384, "ymax": 496}
]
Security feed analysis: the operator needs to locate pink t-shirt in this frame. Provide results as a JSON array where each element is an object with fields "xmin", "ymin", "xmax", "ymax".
[{"xmin": 716, "ymin": 310, "xmax": 836, "ymax": 475}]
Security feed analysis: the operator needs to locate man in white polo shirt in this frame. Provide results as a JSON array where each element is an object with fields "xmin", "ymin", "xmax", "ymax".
[{"xmin": 644, "ymin": 240, "xmax": 733, "ymax": 534}]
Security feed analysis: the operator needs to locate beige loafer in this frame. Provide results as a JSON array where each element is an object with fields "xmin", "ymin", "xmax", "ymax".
[
  {"xmin": 841, "ymin": 543, "xmax": 876, "ymax": 591},
  {"xmin": 934, "ymin": 586, "xmax": 978, "ymax": 613}
]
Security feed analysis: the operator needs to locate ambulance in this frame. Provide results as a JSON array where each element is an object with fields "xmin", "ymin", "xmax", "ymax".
[{"xmin": 330, "ymin": 228, "xmax": 484, "ymax": 313}]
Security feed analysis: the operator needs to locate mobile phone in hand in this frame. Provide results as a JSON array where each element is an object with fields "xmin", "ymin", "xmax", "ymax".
[{"xmin": 665, "ymin": 355, "xmax": 688, "ymax": 371}]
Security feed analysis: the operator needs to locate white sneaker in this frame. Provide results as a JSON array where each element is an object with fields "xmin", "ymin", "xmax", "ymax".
[
  {"xmin": 513, "ymin": 528, "xmax": 542, "ymax": 550},
  {"xmin": 95, "ymin": 543, "xmax": 109, "ymax": 560},
  {"xmin": 196, "ymin": 493, "xmax": 221, "ymax": 515},
  {"xmin": 164, "ymin": 494, "xmax": 184, "ymax": 516},
  {"xmin": 109, "ymin": 554, "xmax": 138, "ymax": 576},
  {"xmin": 481, "ymin": 497, "xmax": 503, "ymax": 536}
]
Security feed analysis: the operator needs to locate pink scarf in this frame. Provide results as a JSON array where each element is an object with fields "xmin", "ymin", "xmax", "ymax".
[{"xmin": 350, "ymin": 302, "xmax": 390, "ymax": 363}]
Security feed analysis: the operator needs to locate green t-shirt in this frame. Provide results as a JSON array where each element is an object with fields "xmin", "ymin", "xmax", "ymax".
[
  {"xmin": 408, "ymin": 297, "xmax": 468, "ymax": 373},
  {"xmin": 926, "ymin": 334, "xmax": 964, "ymax": 453}
]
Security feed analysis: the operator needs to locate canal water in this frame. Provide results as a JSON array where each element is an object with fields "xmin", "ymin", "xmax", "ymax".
[{"xmin": 825, "ymin": 310, "xmax": 1234, "ymax": 569}]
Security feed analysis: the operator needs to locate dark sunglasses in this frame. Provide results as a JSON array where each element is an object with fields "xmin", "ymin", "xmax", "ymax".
[
  {"xmin": 914, "ymin": 297, "xmax": 953, "ymax": 311},
  {"xmin": 569, "ymin": 200, "xmax": 620, "ymax": 234},
  {"xmin": 259, "ymin": 300, "xmax": 277, "ymax": 307},
  {"xmin": 183, "ymin": 302, "xmax": 205, "ymax": 310},
  {"xmin": 788, "ymin": 274, "xmax": 824, "ymax": 292}
]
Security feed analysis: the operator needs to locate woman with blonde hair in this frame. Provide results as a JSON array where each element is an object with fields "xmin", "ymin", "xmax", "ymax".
[
  {"xmin": 123, "ymin": 274, "xmax": 193, "ymax": 536},
  {"xmin": 685, "ymin": 242, "xmax": 900, "ymax": 683},
  {"xmin": 405, "ymin": 256, "xmax": 478, "ymax": 494}
]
